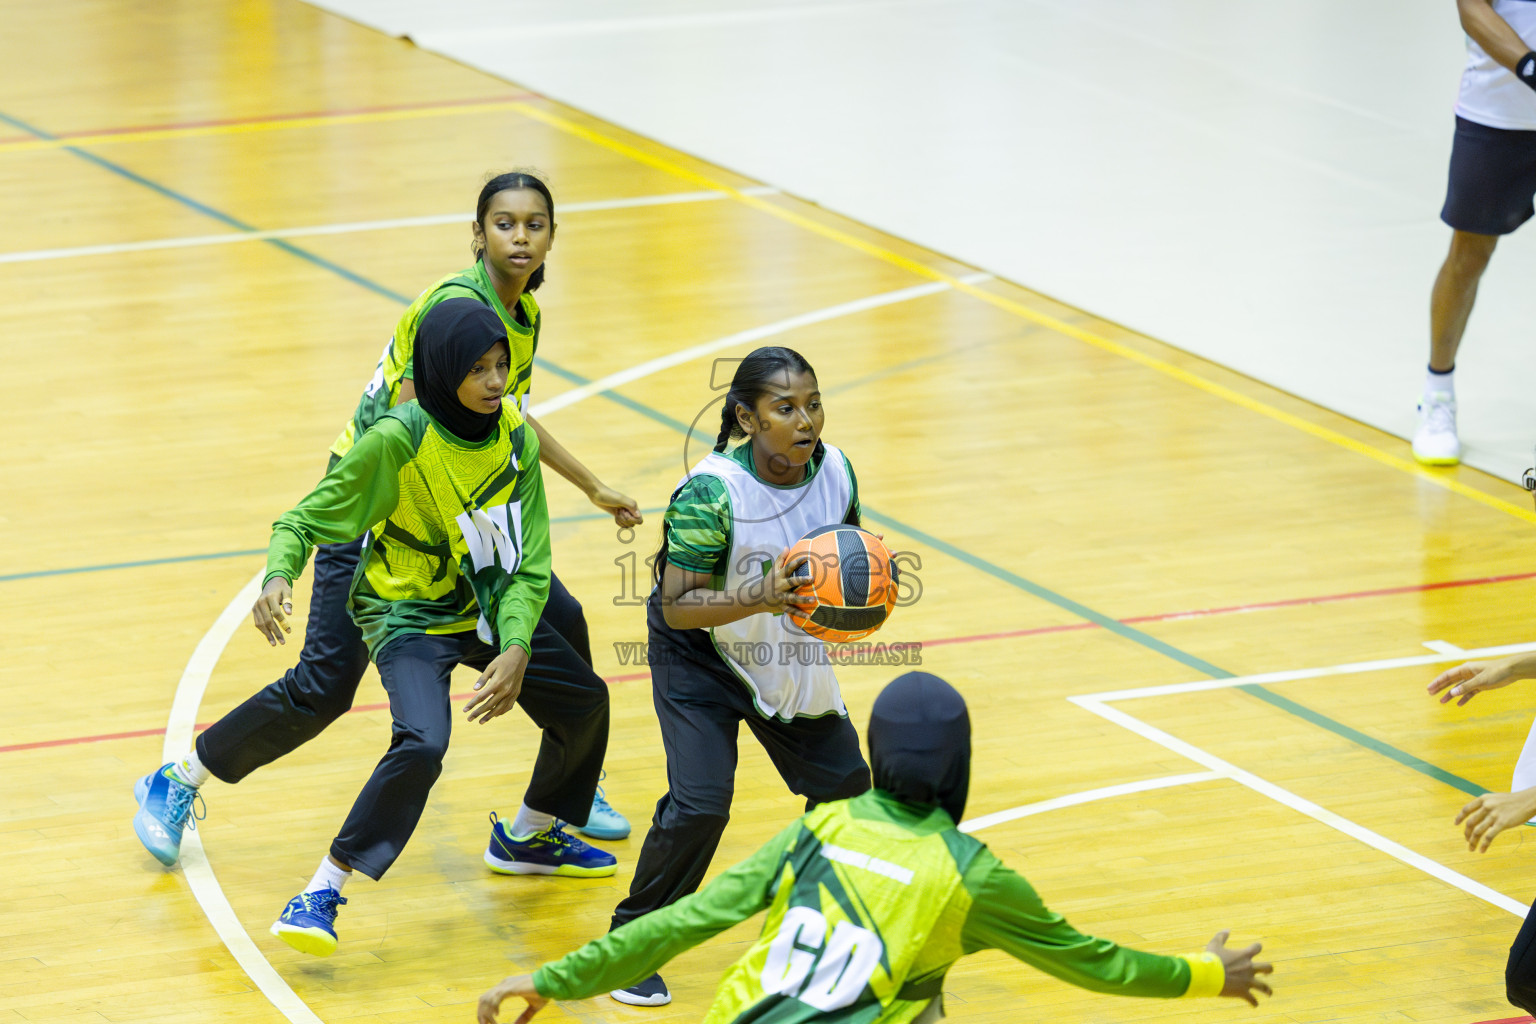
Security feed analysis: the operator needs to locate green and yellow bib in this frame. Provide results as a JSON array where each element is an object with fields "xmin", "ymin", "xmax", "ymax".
[{"xmin": 706, "ymin": 800, "xmax": 981, "ymax": 1023}]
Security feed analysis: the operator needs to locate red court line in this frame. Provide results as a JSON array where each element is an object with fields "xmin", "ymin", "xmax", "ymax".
[
  {"xmin": 0, "ymin": 674, "xmax": 653, "ymax": 754},
  {"xmin": 917, "ymin": 621, "xmax": 1095, "ymax": 649},
  {"xmin": 0, "ymin": 93, "xmax": 542, "ymax": 146},
  {"xmin": 11, "ymin": 570, "xmax": 1535, "ymax": 756},
  {"xmin": 1123, "ymin": 570, "xmax": 1536, "ymax": 624},
  {"xmin": 1469, "ymin": 1016, "xmax": 1532, "ymax": 1023},
  {"xmin": 900, "ymin": 569, "xmax": 1536, "ymax": 653}
]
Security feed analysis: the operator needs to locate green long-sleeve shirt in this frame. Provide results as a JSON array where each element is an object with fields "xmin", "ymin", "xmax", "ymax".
[
  {"xmin": 533, "ymin": 791, "xmax": 1220, "ymax": 1022},
  {"xmin": 267, "ymin": 401, "xmax": 550, "ymax": 657},
  {"xmin": 330, "ymin": 261, "xmax": 540, "ymax": 460}
]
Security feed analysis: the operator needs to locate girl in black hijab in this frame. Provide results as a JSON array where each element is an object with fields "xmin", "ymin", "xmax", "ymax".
[
  {"xmin": 480, "ymin": 670, "xmax": 1272, "ymax": 1022},
  {"xmin": 237, "ymin": 298, "xmax": 618, "ymax": 957}
]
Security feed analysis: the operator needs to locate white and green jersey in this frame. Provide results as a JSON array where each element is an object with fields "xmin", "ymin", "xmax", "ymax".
[
  {"xmin": 269, "ymin": 401, "xmax": 550, "ymax": 658},
  {"xmin": 330, "ymin": 261, "xmax": 540, "ymax": 460},
  {"xmin": 533, "ymin": 790, "xmax": 1222, "ymax": 1021},
  {"xmin": 662, "ymin": 442, "xmax": 859, "ymax": 720}
]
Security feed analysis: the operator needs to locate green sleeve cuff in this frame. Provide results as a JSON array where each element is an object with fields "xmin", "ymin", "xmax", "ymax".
[{"xmin": 1178, "ymin": 952, "xmax": 1224, "ymax": 998}]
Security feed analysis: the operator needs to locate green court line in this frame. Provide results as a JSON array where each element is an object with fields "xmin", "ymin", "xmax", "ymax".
[
  {"xmin": 1238, "ymin": 685, "xmax": 1487, "ymax": 796},
  {"xmin": 1, "ymin": 509, "xmax": 642, "ymax": 584}
]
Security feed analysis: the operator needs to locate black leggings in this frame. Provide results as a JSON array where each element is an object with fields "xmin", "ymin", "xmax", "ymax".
[
  {"xmin": 330, "ymin": 628, "xmax": 608, "ymax": 879},
  {"xmin": 610, "ymin": 597, "xmax": 870, "ymax": 930},
  {"xmin": 1508, "ymin": 896, "xmax": 1536, "ymax": 1013}
]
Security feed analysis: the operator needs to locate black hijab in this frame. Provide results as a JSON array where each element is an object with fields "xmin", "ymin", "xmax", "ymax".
[
  {"xmin": 867, "ymin": 671, "xmax": 971, "ymax": 825},
  {"xmin": 413, "ymin": 298, "xmax": 509, "ymax": 442}
]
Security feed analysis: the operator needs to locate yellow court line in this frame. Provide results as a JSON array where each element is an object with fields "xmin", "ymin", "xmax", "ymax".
[
  {"xmin": 0, "ymin": 100, "xmax": 531, "ymax": 154},
  {"xmin": 506, "ymin": 100, "xmax": 1536, "ymax": 526}
]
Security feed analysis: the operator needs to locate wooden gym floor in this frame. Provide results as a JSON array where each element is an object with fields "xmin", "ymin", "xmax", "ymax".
[{"xmin": 3, "ymin": 2, "xmax": 1536, "ymax": 1022}]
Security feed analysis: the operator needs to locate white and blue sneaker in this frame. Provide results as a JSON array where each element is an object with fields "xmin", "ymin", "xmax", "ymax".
[
  {"xmin": 485, "ymin": 813, "xmax": 618, "ymax": 877},
  {"xmin": 572, "ymin": 771, "xmax": 630, "ymax": 841},
  {"xmin": 270, "ymin": 887, "xmax": 347, "ymax": 957},
  {"xmin": 132, "ymin": 763, "xmax": 204, "ymax": 866}
]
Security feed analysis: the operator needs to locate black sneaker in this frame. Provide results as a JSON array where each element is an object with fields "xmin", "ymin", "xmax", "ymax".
[{"xmin": 611, "ymin": 972, "xmax": 671, "ymax": 1006}]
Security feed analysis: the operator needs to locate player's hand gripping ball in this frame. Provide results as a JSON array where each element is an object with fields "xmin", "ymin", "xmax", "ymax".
[{"xmin": 785, "ymin": 525, "xmax": 898, "ymax": 642}]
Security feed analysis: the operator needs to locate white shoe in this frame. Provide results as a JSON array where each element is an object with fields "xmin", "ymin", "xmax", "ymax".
[{"xmin": 1413, "ymin": 391, "xmax": 1460, "ymax": 465}]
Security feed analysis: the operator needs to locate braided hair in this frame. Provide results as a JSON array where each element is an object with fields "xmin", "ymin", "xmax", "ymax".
[
  {"xmin": 711, "ymin": 346, "xmax": 817, "ymax": 451},
  {"xmin": 651, "ymin": 346, "xmax": 818, "ymax": 588}
]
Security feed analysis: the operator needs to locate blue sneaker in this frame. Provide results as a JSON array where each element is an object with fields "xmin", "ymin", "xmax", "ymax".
[
  {"xmin": 270, "ymin": 887, "xmax": 347, "ymax": 956},
  {"xmin": 484, "ymin": 813, "xmax": 617, "ymax": 877},
  {"xmin": 571, "ymin": 771, "xmax": 630, "ymax": 841},
  {"xmin": 132, "ymin": 763, "xmax": 203, "ymax": 866}
]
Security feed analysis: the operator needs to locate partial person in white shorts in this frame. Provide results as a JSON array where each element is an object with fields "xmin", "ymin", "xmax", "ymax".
[{"xmin": 1415, "ymin": 0, "xmax": 1536, "ymax": 465}]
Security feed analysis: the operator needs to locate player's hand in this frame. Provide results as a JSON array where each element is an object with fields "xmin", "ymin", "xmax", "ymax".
[
  {"xmin": 252, "ymin": 578, "xmax": 294, "ymax": 646},
  {"xmin": 1428, "ymin": 660, "xmax": 1514, "ymax": 706},
  {"xmin": 477, "ymin": 974, "xmax": 546, "ymax": 1024},
  {"xmin": 759, "ymin": 548, "xmax": 814, "ymax": 614},
  {"xmin": 1455, "ymin": 788, "xmax": 1536, "ymax": 852},
  {"xmin": 465, "ymin": 646, "xmax": 530, "ymax": 724},
  {"xmin": 589, "ymin": 484, "xmax": 643, "ymax": 528},
  {"xmin": 1207, "ymin": 930, "xmax": 1272, "ymax": 1006}
]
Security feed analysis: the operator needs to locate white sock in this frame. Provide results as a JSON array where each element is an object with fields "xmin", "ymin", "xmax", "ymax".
[
  {"xmin": 1425, "ymin": 366, "xmax": 1455, "ymax": 399},
  {"xmin": 509, "ymin": 804, "xmax": 554, "ymax": 839},
  {"xmin": 307, "ymin": 856, "xmax": 352, "ymax": 895},
  {"xmin": 171, "ymin": 749, "xmax": 210, "ymax": 788}
]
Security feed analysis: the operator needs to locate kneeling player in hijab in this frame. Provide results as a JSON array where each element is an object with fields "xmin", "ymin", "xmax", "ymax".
[{"xmin": 477, "ymin": 671, "xmax": 1274, "ymax": 1022}]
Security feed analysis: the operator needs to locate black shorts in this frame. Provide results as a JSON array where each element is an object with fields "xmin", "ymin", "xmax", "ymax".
[{"xmin": 1442, "ymin": 115, "xmax": 1536, "ymax": 235}]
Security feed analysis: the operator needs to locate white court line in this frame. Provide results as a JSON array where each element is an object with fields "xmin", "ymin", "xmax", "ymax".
[
  {"xmin": 959, "ymin": 772, "xmax": 1222, "ymax": 834},
  {"xmin": 1423, "ymin": 640, "xmax": 1468, "ymax": 657},
  {"xmin": 1069, "ymin": 695, "xmax": 1528, "ymax": 918},
  {"xmin": 535, "ymin": 272, "xmax": 992, "ymax": 416},
  {"xmin": 0, "ymin": 187, "xmax": 778, "ymax": 265},
  {"xmin": 163, "ymin": 269, "xmax": 984, "ymax": 1022},
  {"xmin": 1079, "ymin": 640, "xmax": 1536, "ymax": 704},
  {"xmin": 157, "ymin": 574, "xmax": 328, "ymax": 1023}
]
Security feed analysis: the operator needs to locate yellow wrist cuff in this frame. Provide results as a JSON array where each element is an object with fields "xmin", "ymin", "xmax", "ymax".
[{"xmin": 1179, "ymin": 952, "xmax": 1225, "ymax": 998}]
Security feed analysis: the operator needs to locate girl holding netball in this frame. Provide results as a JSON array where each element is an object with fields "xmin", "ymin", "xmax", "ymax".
[
  {"xmin": 606, "ymin": 345, "xmax": 872, "ymax": 1007},
  {"xmin": 133, "ymin": 172, "xmax": 634, "ymax": 887}
]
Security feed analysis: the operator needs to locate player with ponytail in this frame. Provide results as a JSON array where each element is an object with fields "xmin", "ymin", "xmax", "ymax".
[{"xmin": 610, "ymin": 346, "xmax": 871, "ymax": 1007}]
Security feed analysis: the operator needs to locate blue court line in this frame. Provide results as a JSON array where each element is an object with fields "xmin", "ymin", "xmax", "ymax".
[
  {"xmin": 0, "ymin": 110, "xmax": 412, "ymax": 306},
  {"xmin": 1237, "ymin": 685, "xmax": 1485, "ymax": 796},
  {"xmin": 1, "ymin": 549, "xmax": 268, "ymax": 583},
  {"xmin": 1, "ymin": 510, "xmax": 638, "ymax": 584},
  {"xmin": 10, "ymin": 102, "xmax": 1485, "ymax": 799}
]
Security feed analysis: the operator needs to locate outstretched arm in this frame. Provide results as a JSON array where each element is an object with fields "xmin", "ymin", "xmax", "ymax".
[
  {"xmin": 961, "ymin": 858, "xmax": 1272, "ymax": 1004},
  {"xmin": 478, "ymin": 822, "xmax": 799, "ymax": 1020},
  {"xmin": 1455, "ymin": 786, "xmax": 1536, "ymax": 852},
  {"xmin": 524, "ymin": 412, "xmax": 642, "ymax": 527},
  {"xmin": 255, "ymin": 421, "xmax": 412, "ymax": 645},
  {"xmin": 1428, "ymin": 653, "xmax": 1536, "ymax": 706}
]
